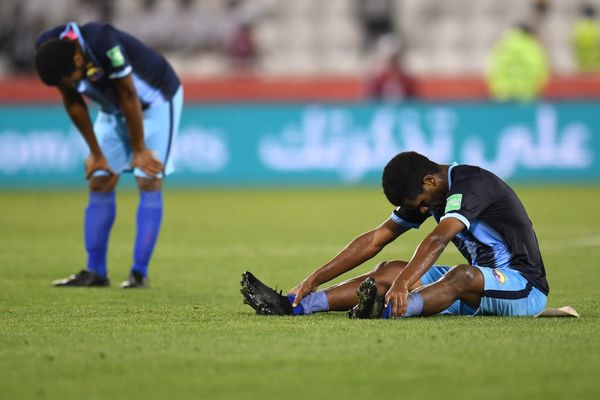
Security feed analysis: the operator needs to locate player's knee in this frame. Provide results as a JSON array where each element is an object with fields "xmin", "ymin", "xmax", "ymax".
[
  {"xmin": 447, "ymin": 264, "xmax": 479, "ymax": 291},
  {"xmin": 136, "ymin": 177, "xmax": 162, "ymax": 192},
  {"xmin": 372, "ymin": 261, "xmax": 389, "ymax": 274},
  {"xmin": 89, "ymin": 175, "xmax": 118, "ymax": 193},
  {"xmin": 371, "ymin": 261, "xmax": 408, "ymax": 284}
]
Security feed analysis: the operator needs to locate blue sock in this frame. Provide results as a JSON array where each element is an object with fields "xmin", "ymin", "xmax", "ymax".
[
  {"xmin": 288, "ymin": 292, "xmax": 329, "ymax": 315},
  {"xmin": 287, "ymin": 295, "xmax": 304, "ymax": 315},
  {"xmin": 382, "ymin": 293, "xmax": 424, "ymax": 319},
  {"xmin": 132, "ymin": 191, "xmax": 163, "ymax": 277},
  {"xmin": 84, "ymin": 192, "xmax": 116, "ymax": 278}
]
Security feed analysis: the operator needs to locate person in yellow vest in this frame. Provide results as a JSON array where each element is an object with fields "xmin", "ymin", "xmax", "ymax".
[
  {"xmin": 486, "ymin": 24, "xmax": 549, "ymax": 101},
  {"xmin": 572, "ymin": 4, "xmax": 600, "ymax": 73}
]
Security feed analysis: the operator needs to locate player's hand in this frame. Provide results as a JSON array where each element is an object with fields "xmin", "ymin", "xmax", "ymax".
[
  {"xmin": 288, "ymin": 277, "xmax": 318, "ymax": 307},
  {"xmin": 384, "ymin": 280, "xmax": 409, "ymax": 319},
  {"xmin": 85, "ymin": 153, "xmax": 113, "ymax": 179},
  {"xmin": 133, "ymin": 148, "xmax": 163, "ymax": 177}
]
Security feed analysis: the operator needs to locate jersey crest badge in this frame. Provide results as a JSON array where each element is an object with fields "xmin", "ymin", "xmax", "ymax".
[
  {"xmin": 85, "ymin": 62, "xmax": 104, "ymax": 81},
  {"xmin": 106, "ymin": 46, "xmax": 125, "ymax": 67},
  {"xmin": 492, "ymin": 269, "xmax": 507, "ymax": 284},
  {"xmin": 445, "ymin": 194, "xmax": 462, "ymax": 213}
]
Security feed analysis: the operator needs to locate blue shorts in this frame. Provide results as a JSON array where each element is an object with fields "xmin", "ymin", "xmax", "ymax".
[
  {"xmin": 421, "ymin": 265, "xmax": 547, "ymax": 317},
  {"xmin": 92, "ymin": 86, "xmax": 183, "ymax": 179}
]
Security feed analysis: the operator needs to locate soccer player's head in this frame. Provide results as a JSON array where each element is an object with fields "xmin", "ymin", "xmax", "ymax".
[
  {"xmin": 382, "ymin": 151, "xmax": 442, "ymax": 208},
  {"xmin": 35, "ymin": 39, "xmax": 84, "ymax": 87}
]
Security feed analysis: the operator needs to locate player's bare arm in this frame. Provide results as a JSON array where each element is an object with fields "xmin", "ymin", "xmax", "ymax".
[
  {"xmin": 59, "ymin": 85, "xmax": 111, "ymax": 178},
  {"xmin": 111, "ymin": 74, "xmax": 163, "ymax": 177},
  {"xmin": 289, "ymin": 219, "xmax": 408, "ymax": 306},
  {"xmin": 385, "ymin": 217, "xmax": 465, "ymax": 318}
]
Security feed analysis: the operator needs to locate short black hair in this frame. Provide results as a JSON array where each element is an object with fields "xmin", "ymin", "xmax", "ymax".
[
  {"xmin": 381, "ymin": 151, "xmax": 440, "ymax": 207},
  {"xmin": 35, "ymin": 39, "xmax": 77, "ymax": 86}
]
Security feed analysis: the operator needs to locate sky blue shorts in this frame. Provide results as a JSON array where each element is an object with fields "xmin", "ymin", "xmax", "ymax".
[
  {"xmin": 91, "ymin": 86, "xmax": 183, "ymax": 179},
  {"xmin": 421, "ymin": 265, "xmax": 547, "ymax": 317}
]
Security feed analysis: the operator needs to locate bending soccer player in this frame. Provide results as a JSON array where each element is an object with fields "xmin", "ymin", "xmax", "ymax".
[
  {"xmin": 241, "ymin": 151, "xmax": 549, "ymax": 318},
  {"xmin": 35, "ymin": 22, "xmax": 183, "ymax": 288}
]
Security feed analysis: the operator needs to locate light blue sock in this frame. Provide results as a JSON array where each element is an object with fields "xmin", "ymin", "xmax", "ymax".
[
  {"xmin": 382, "ymin": 292, "xmax": 424, "ymax": 319},
  {"xmin": 298, "ymin": 291, "xmax": 329, "ymax": 315},
  {"xmin": 84, "ymin": 191, "xmax": 116, "ymax": 278},
  {"xmin": 132, "ymin": 191, "xmax": 163, "ymax": 277}
]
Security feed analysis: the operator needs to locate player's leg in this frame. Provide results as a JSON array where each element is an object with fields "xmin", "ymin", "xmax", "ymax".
[
  {"xmin": 288, "ymin": 260, "xmax": 420, "ymax": 316},
  {"xmin": 122, "ymin": 87, "xmax": 183, "ymax": 288},
  {"xmin": 81, "ymin": 111, "xmax": 130, "ymax": 281},
  {"xmin": 415, "ymin": 266, "xmax": 547, "ymax": 317},
  {"xmin": 324, "ymin": 260, "xmax": 416, "ymax": 311},
  {"xmin": 411, "ymin": 264, "xmax": 484, "ymax": 316},
  {"xmin": 83, "ymin": 174, "xmax": 120, "ymax": 278},
  {"xmin": 240, "ymin": 261, "xmax": 413, "ymax": 316},
  {"xmin": 123, "ymin": 177, "xmax": 163, "ymax": 288},
  {"xmin": 83, "ymin": 112, "xmax": 129, "ymax": 280},
  {"xmin": 348, "ymin": 265, "xmax": 474, "ymax": 319},
  {"xmin": 470, "ymin": 267, "xmax": 547, "ymax": 316},
  {"xmin": 53, "ymin": 112, "xmax": 125, "ymax": 287}
]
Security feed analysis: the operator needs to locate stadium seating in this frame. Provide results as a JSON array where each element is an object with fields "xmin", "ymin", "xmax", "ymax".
[{"xmin": 3, "ymin": 0, "xmax": 600, "ymax": 77}]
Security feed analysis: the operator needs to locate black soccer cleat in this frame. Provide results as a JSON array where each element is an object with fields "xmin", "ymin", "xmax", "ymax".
[
  {"xmin": 240, "ymin": 271, "xmax": 293, "ymax": 316},
  {"xmin": 120, "ymin": 270, "xmax": 148, "ymax": 289},
  {"xmin": 52, "ymin": 270, "xmax": 109, "ymax": 287},
  {"xmin": 347, "ymin": 277, "xmax": 384, "ymax": 319}
]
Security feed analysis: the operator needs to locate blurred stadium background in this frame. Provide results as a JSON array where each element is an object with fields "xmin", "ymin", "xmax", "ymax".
[
  {"xmin": 3, "ymin": 0, "xmax": 600, "ymax": 76},
  {"xmin": 1, "ymin": 0, "xmax": 600, "ymax": 189}
]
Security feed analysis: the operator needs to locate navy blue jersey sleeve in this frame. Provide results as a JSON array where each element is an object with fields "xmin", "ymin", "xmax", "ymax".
[
  {"xmin": 440, "ymin": 168, "xmax": 495, "ymax": 230},
  {"xmin": 390, "ymin": 207, "xmax": 430, "ymax": 229},
  {"xmin": 84, "ymin": 23, "xmax": 132, "ymax": 79}
]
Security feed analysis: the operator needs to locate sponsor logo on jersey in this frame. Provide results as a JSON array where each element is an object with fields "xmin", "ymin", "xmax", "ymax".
[
  {"xmin": 492, "ymin": 269, "xmax": 507, "ymax": 284},
  {"xmin": 106, "ymin": 46, "xmax": 125, "ymax": 67},
  {"xmin": 445, "ymin": 193, "xmax": 462, "ymax": 213}
]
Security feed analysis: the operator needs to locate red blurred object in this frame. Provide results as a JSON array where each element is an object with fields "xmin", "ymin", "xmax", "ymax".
[
  {"xmin": 3, "ymin": 74, "xmax": 600, "ymax": 103},
  {"xmin": 366, "ymin": 61, "xmax": 417, "ymax": 101}
]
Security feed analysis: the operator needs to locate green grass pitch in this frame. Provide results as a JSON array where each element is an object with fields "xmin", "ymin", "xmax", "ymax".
[{"xmin": 1, "ymin": 186, "xmax": 599, "ymax": 399}]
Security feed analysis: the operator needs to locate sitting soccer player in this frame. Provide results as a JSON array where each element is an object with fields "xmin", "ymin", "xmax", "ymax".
[
  {"xmin": 34, "ymin": 22, "xmax": 183, "ymax": 288},
  {"xmin": 241, "ymin": 151, "xmax": 549, "ymax": 318}
]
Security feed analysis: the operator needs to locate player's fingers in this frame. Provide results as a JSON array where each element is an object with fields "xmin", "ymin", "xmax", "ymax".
[
  {"xmin": 391, "ymin": 297, "xmax": 398, "ymax": 319},
  {"xmin": 152, "ymin": 159, "xmax": 164, "ymax": 168},
  {"xmin": 142, "ymin": 164, "xmax": 161, "ymax": 177},
  {"xmin": 151, "ymin": 162, "xmax": 164, "ymax": 174},
  {"xmin": 292, "ymin": 290, "xmax": 305, "ymax": 307},
  {"xmin": 398, "ymin": 298, "xmax": 406, "ymax": 317}
]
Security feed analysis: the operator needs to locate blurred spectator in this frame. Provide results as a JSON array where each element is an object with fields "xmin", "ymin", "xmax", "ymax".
[
  {"xmin": 571, "ymin": 4, "xmax": 600, "ymax": 73},
  {"xmin": 74, "ymin": 0, "xmax": 114, "ymax": 23},
  {"xmin": 355, "ymin": 0, "xmax": 395, "ymax": 53},
  {"xmin": 530, "ymin": 0, "xmax": 550, "ymax": 35},
  {"xmin": 220, "ymin": 0, "xmax": 260, "ymax": 72},
  {"xmin": 529, "ymin": 0, "xmax": 554, "ymax": 69},
  {"xmin": 486, "ymin": 24, "xmax": 549, "ymax": 102},
  {"xmin": 171, "ymin": 0, "xmax": 216, "ymax": 54},
  {"xmin": 0, "ymin": 1, "xmax": 47, "ymax": 74},
  {"xmin": 119, "ymin": 0, "xmax": 176, "ymax": 53},
  {"xmin": 365, "ymin": 35, "xmax": 416, "ymax": 102}
]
